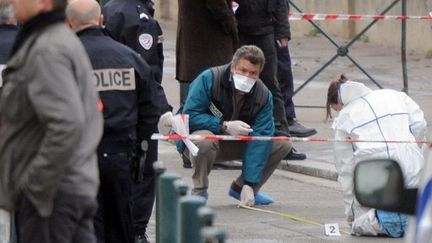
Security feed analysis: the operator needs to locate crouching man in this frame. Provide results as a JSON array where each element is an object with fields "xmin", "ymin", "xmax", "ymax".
[{"xmin": 164, "ymin": 45, "xmax": 291, "ymax": 206}]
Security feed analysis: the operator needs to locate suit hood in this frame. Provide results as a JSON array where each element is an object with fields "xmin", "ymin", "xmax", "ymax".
[{"xmin": 339, "ymin": 81, "xmax": 372, "ymax": 105}]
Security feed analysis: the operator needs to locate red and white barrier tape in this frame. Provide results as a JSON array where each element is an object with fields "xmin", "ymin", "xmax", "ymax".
[
  {"xmin": 288, "ymin": 12, "xmax": 432, "ymax": 21},
  {"xmin": 151, "ymin": 133, "xmax": 431, "ymax": 145}
]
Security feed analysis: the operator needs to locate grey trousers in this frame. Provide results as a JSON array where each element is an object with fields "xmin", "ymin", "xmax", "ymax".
[{"xmin": 184, "ymin": 130, "xmax": 292, "ymax": 196}]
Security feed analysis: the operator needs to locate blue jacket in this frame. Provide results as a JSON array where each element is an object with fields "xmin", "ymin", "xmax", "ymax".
[{"xmin": 177, "ymin": 68, "xmax": 275, "ymax": 184}]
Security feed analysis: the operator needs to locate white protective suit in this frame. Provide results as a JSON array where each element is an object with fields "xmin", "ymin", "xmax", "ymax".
[{"xmin": 332, "ymin": 81, "xmax": 426, "ymax": 236}]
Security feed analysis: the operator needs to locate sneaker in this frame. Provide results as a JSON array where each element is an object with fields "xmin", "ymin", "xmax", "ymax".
[
  {"xmin": 182, "ymin": 154, "xmax": 192, "ymax": 168},
  {"xmin": 288, "ymin": 119, "xmax": 317, "ymax": 137},
  {"xmin": 284, "ymin": 147, "xmax": 306, "ymax": 160},
  {"xmin": 135, "ymin": 233, "xmax": 150, "ymax": 243},
  {"xmin": 228, "ymin": 182, "xmax": 274, "ymax": 205}
]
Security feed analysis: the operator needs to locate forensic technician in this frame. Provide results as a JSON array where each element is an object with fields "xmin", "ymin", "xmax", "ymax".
[
  {"xmin": 66, "ymin": 0, "xmax": 160, "ymax": 242},
  {"xmin": 164, "ymin": 45, "xmax": 291, "ymax": 206},
  {"xmin": 326, "ymin": 75, "xmax": 426, "ymax": 237}
]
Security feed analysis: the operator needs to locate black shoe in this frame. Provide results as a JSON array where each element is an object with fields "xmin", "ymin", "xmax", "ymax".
[
  {"xmin": 182, "ymin": 154, "xmax": 192, "ymax": 168},
  {"xmin": 288, "ymin": 119, "xmax": 317, "ymax": 137},
  {"xmin": 135, "ymin": 233, "xmax": 150, "ymax": 243},
  {"xmin": 284, "ymin": 147, "xmax": 306, "ymax": 160},
  {"xmin": 274, "ymin": 129, "xmax": 290, "ymax": 137}
]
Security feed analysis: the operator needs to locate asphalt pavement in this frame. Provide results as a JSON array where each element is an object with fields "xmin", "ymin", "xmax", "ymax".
[{"xmin": 146, "ymin": 20, "xmax": 432, "ymax": 242}]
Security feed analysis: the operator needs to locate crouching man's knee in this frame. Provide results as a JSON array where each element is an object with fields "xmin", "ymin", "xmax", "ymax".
[{"xmin": 272, "ymin": 141, "xmax": 292, "ymax": 158}]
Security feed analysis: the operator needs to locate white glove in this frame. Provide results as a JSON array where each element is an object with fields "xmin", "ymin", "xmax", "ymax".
[
  {"xmin": 157, "ymin": 111, "xmax": 174, "ymax": 135},
  {"xmin": 239, "ymin": 185, "xmax": 255, "ymax": 207},
  {"xmin": 224, "ymin": 120, "xmax": 253, "ymax": 135}
]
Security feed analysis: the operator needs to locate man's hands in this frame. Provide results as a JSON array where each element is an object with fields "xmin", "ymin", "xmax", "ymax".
[
  {"xmin": 239, "ymin": 185, "xmax": 255, "ymax": 207},
  {"xmin": 224, "ymin": 120, "xmax": 253, "ymax": 135},
  {"xmin": 276, "ymin": 38, "xmax": 289, "ymax": 48},
  {"xmin": 157, "ymin": 111, "xmax": 174, "ymax": 135}
]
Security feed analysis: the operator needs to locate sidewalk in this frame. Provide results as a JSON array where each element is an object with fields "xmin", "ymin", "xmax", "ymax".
[{"xmin": 159, "ymin": 20, "xmax": 432, "ymax": 182}]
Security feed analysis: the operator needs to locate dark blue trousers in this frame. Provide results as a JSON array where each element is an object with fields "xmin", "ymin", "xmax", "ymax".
[{"xmin": 276, "ymin": 45, "xmax": 296, "ymax": 119}]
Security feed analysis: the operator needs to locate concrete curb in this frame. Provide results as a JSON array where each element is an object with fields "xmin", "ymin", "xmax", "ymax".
[
  {"xmin": 278, "ymin": 159, "xmax": 338, "ymax": 181},
  {"xmin": 207, "ymin": 159, "xmax": 338, "ymax": 181}
]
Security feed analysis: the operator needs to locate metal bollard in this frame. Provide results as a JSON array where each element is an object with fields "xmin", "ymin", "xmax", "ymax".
[
  {"xmin": 198, "ymin": 207, "xmax": 214, "ymax": 227},
  {"xmin": 153, "ymin": 161, "xmax": 181, "ymax": 243},
  {"xmin": 168, "ymin": 179, "xmax": 189, "ymax": 243},
  {"xmin": 174, "ymin": 180, "xmax": 188, "ymax": 198},
  {"xmin": 201, "ymin": 227, "xmax": 227, "ymax": 243},
  {"xmin": 178, "ymin": 195, "xmax": 206, "ymax": 243},
  {"xmin": 199, "ymin": 207, "xmax": 227, "ymax": 243}
]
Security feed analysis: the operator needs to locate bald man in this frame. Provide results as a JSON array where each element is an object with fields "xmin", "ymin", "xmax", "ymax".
[{"xmin": 67, "ymin": 1, "xmax": 160, "ymax": 243}]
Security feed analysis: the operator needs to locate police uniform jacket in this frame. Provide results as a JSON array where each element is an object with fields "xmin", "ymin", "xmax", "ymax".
[
  {"xmin": 77, "ymin": 27, "xmax": 160, "ymax": 144},
  {"xmin": 102, "ymin": 0, "xmax": 164, "ymax": 84},
  {"xmin": 176, "ymin": 65, "xmax": 275, "ymax": 184}
]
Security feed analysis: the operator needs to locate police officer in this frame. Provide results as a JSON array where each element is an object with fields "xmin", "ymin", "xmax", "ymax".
[
  {"xmin": 102, "ymin": 1, "xmax": 170, "ymax": 242},
  {"xmin": 66, "ymin": 1, "xmax": 160, "ymax": 243},
  {"xmin": 102, "ymin": 0, "xmax": 168, "ymax": 101},
  {"xmin": 0, "ymin": 0, "xmax": 18, "ymax": 87}
]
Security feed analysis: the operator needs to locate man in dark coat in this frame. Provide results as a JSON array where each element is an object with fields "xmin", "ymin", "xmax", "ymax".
[
  {"xmin": 176, "ymin": 0, "xmax": 238, "ymax": 103},
  {"xmin": 235, "ymin": 0, "xmax": 290, "ymax": 137},
  {"xmin": 235, "ymin": 0, "xmax": 308, "ymax": 159},
  {"xmin": 276, "ymin": 0, "xmax": 316, "ymax": 160}
]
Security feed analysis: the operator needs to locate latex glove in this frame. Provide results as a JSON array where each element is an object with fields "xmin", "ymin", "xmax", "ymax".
[
  {"xmin": 225, "ymin": 120, "xmax": 253, "ymax": 135},
  {"xmin": 157, "ymin": 111, "xmax": 174, "ymax": 135},
  {"xmin": 238, "ymin": 185, "xmax": 255, "ymax": 207}
]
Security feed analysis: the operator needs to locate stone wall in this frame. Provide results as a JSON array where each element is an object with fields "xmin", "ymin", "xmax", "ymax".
[{"xmin": 156, "ymin": 0, "xmax": 432, "ymax": 54}]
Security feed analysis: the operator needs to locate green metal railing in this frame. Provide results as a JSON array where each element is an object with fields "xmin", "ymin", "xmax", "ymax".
[{"xmin": 153, "ymin": 161, "xmax": 227, "ymax": 243}]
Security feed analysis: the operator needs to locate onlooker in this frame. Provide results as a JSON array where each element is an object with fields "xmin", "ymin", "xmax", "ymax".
[
  {"xmin": 277, "ymin": 44, "xmax": 316, "ymax": 137},
  {"xmin": 176, "ymin": 0, "xmax": 238, "ymax": 103},
  {"xmin": 326, "ymin": 75, "xmax": 426, "ymax": 237},
  {"xmin": 66, "ymin": 0, "xmax": 160, "ymax": 242},
  {"xmin": 235, "ymin": 0, "xmax": 290, "ymax": 137},
  {"xmin": 0, "ymin": 0, "xmax": 18, "ymax": 86},
  {"xmin": 102, "ymin": 1, "xmax": 170, "ymax": 241},
  {"xmin": 175, "ymin": 45, "xmax": 291, "ymax": 205},
  {"xmin": 235, "ymin": 0, "xmax": 309, "ymax": 160},
  {"xmin": 0, "ymin": 0, "xmax": 103, "ymax": 242},
  {"xmin": 276, "ymin": 0, "xmax": 316, "ymax": 160}
]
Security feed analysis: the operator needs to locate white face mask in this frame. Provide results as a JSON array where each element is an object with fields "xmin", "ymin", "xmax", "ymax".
[{"xmin": 232, "ymin": 73, "xmax": 257, "ymax": 93}]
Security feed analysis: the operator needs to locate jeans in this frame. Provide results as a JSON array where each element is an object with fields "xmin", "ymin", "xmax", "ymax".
[{"xmin": 376, "ymin": 209, "xmax": 408, "ymax": 237}]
